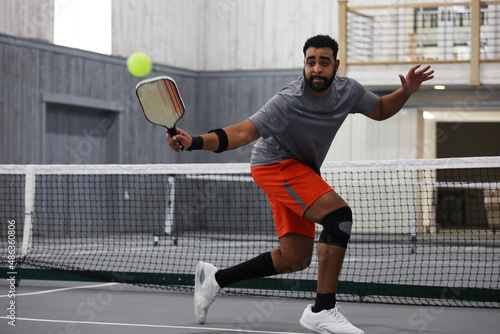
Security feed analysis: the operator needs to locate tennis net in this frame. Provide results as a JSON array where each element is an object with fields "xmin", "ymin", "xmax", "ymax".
[{"xmin": 1, "ymin": 157, "xmax": 499, "ymax": 307}]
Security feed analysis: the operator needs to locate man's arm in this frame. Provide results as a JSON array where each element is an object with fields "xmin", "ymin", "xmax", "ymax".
[
  {"xmin": 365, "ymin": 64, "xmax": 434, "ymax": 121},
  {"xmin": 167, "ymin": 119, "xmax": 261, "ymax": 152}
]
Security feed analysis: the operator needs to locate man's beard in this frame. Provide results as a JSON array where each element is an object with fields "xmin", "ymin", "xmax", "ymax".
[{"xmin": 303, "ymin": 68, "xmax": 336, "ymax": 93}]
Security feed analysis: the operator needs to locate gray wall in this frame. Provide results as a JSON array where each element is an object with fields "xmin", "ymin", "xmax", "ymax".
[
  {"xmin": 0, "ymin": 0, "xmax": 54, "ymax": 44},
  {"xmin": 3, "ymin": 34, "xmax": 500, "ymax": 166},
  {"xmin": 0, "ymin": 34, "xmax": 299, "ymax": 165}
]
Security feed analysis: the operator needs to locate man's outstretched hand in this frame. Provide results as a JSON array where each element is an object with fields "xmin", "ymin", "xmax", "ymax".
[{"xmin": 399, "ymin": 64, "xmax": 435, "ymax": 95}]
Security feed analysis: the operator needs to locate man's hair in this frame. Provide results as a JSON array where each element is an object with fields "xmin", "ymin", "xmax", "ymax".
[{"xmin": 303, "ymin": 35, "xmax": 339, "ymax": 60}]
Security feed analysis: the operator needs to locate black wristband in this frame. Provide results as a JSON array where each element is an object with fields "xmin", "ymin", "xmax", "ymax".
[
  {"xmin": 187, "ymin": 136, "xmax": 203, "ymax": 151},
  {"xmin": 208, "ymin": 128, "xmax": 228, "ymax": 153}
]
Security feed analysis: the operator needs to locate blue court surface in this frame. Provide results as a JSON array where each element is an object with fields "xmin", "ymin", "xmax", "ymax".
[{"xmin": 1, "ymin": 279, "xmax": 498, "ymax": 334}]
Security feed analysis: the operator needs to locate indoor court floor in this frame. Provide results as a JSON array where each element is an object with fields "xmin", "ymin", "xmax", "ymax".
[{"xmin": 1, "ymin": 279, "xmax": 499, "ymax": 334}]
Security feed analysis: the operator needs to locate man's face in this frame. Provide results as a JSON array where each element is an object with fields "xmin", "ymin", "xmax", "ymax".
[{"xmin": 303, "ymin": 47, "xmax": 338, "ymax": 98}]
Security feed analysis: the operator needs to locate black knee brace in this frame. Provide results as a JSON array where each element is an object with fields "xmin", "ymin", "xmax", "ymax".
[{"xmin": 318, "ymin": 206, "xmax": 352, "ymax": 248}]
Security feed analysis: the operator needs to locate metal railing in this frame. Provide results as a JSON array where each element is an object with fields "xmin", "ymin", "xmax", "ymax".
[{"xmin": 338, "ymin": 0, "xmax": 500, "ymax": 85}]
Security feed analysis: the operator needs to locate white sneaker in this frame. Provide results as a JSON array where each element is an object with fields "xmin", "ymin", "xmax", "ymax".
[
  {"xmin": 300, "ymin": 303, "xmax": 364, "ymax": 334},
  {"xmin": 194, "ymin": 261, "xmax": 221, "ymax": 324}
]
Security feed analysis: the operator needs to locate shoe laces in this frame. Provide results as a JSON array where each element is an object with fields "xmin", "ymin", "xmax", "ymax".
[{"xmin": 326, "ymin": 304, "xmax": 349, "ymax": 324}]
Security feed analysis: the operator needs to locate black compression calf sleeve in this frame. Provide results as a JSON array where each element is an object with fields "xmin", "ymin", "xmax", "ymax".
[{"xmin": 215, "ymin": 251, "xmax": 278, "ymax": 288}]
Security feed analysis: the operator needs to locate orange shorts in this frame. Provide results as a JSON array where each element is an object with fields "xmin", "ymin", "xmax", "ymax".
[{"xmin": 251, "ymin": 159, "xmax": 333, "ymax": 239}]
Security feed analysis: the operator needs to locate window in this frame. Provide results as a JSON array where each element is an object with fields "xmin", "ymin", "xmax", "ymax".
[{"xmin": 54, "ymin": 0, "xmax": 112, "ymax": 54}]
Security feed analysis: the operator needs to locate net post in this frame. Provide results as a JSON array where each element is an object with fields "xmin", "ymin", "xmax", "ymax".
[
  {"xmin": 410, "ymin": 182, "xmax": 418, "ymax": 254},
  {"xmin": 21, "ymin": 165, "xmax": 36, "ymax": 258},
  {"xmin": 165, "ymin": 176, "xmax": 175, "ymax": 235}
]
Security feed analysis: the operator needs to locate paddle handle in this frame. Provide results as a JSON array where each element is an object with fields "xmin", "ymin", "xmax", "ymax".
[
  {"xmin": 167, "ymin": 127, "xmax": 178, "ymax": 137},
  {"xmin": 167, "ymin": 127, "xmax": 184, "ymax": 151}
]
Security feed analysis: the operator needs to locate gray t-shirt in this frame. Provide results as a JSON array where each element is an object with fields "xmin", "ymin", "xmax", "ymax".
[{"xmin": 249, "ymin": 76, "xmax": 379, "ymax": 174}]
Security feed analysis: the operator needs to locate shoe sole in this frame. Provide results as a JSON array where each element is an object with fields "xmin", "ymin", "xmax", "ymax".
[
  {"xmin": 300, "ymin": 317, "xmax": 364, "ymax": 334},
  {"xmin": 300, "ymin": 320, "xmax": 329, "ymax": 334},
  {"xmin": 194, "ymin": 261, "xmax": 205, "ymax": 324}
]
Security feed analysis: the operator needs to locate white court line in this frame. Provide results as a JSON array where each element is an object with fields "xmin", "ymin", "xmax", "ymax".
[
  {"xmin": 0, "ymin": 282, "xmax": 119, "ymax": 298},
  {"xmin": 0, "ymin": 316, "xmax": 306, "ymax": 334}
]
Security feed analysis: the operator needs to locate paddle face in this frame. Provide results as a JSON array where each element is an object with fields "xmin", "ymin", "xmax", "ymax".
[{"xmin": 136, "ymin": 76, "xmax": 185, "ymax": 136}]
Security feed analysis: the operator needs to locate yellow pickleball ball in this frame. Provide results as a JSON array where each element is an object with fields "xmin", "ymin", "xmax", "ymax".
[{"xmin": 127, "ymin": 52, "xmax": 152, "ymax": 77}]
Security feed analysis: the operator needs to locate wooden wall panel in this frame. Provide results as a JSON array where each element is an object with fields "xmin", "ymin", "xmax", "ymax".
[
  {"xmin": 0, "ymin": 34, "xmax": 299, "ymax": 165},
  {"xmin": 1, "ymin": 34, "xmax": 434, "ymax": 166},
  {"xmin": 0, "ymin": 41, "xmax": 41, "ymax": 163}
]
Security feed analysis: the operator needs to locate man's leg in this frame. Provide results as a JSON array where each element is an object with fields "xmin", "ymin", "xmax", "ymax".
[
  {"xmin": 199, "ymin": 189, "xmax": 349, "ymax": 321},
  {"xmin": 300, "ymin": 190, "xmax": 364, "ymax": 333},
  {"xmin": 317, "ymin": 243, "xmax": 345, "ymax": 293},
  {"xmin": 215, "ymin": 233, "xmax": 314, "ymax": 287},
  {"xmin": 304, "ymin": 189, "xmax": 348, "ymax": 298},
  {"xmin": 272, "ymin": 233, "xmax": 314, "ymax": 273},
  {"xmin": 195, "ymin": 232, "xmax": 314, "ymax": 325}
]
